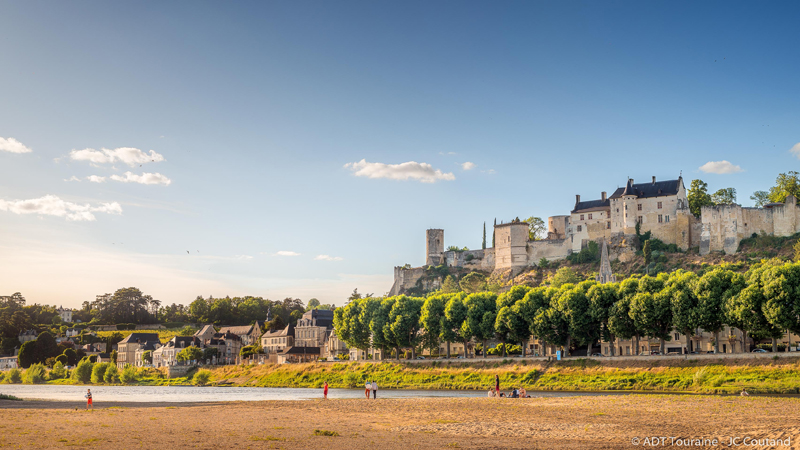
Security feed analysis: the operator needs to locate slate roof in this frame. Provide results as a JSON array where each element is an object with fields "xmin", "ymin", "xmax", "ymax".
[
  {"xmin": 609, "ymin": 178, "xmax": 682, "ymax": 200},
  {"xmin": 279, "ymin": 346, "xmax": 320, "ymax": 355},
  {"xmin": 572, "ymin": 199, "xmax": 610, "ymax": 214},
  {"xmin": 263, "ymin": 324, "xmax": 295, "ymax": 338},
  {"xmin": 118, "ymin": 333, "xmax": 160, "ymax": 344},
  {"xmin": 218, "ymin": 325, "xmax": 258, "ymax": 336}
]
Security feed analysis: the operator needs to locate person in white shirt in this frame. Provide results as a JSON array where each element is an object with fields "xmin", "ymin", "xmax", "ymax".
[{"xmin": 371, "ymin": 380, "xmax": 378, "ymax": 399}]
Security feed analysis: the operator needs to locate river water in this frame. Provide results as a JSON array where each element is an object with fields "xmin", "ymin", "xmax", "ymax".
[{"xmin": 0, "ymin": 384, "xmax": 617, "ymax": 403}]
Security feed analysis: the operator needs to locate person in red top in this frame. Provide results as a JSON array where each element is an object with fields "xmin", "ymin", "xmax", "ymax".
[
  {"xmin": 85, "ymin": 389, "xmax": 93, "ymax": 411},
  {"xmin": 323, "ymin": 382, "xmax": 329, "ymax": 400},
  {"xmin": 495, "ymin": 374, "xmax": 500, "ymax": 395}
]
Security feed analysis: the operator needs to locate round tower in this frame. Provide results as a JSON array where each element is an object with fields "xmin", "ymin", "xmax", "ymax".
[
  {"xmin": 426, "ymin": 229, "xmax": 444, "ymax": 266},
  {"xmin": 621, "ymin": 178, "xmax": 639, "ymax": 233}
]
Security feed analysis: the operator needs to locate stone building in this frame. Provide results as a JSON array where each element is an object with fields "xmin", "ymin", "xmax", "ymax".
[
  {"xmin": 218, "ymin": 323, "xmax": 263, "ymax": 346},
  {"xmin": 116, "ymin": 333, "xmax": 160, "ymax": 369},
  {"xmin": 56, "ymin": 306, "xmax": 73, "ymax": 323},
  {"xmin": 294, "ymin": 309, "xmax": 334, "ymax": 348},
  {"xmin": 260, "ymin": 324, "xmax": 295, "ymax": 354}
]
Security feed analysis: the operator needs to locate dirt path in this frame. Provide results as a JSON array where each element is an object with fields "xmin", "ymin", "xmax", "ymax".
[{"xmin": 1, "ymin": 395, "xmax": 798, "ymax": 449}]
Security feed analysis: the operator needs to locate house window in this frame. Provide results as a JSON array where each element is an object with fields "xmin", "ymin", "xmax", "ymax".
[
  {"xmin": 666, "ymin": 215, "xmax": 670, "ymax": 223},
  {"xmin": 624, "ymin": 205, "xmax": 627, "ymax": 211},
  {"xmin": 577, "ymin": 225, "xmax": 582, "ymax": 232},
  {"xmin": 658, "ymin": 215, "xmax": 663, "ymax": 223},
  {"xmin": 658, "ymin": 201, "xmax": 663, "ymax": 209},
  {"xmin": 637, "ymin": 216, "xmax": 643, "ymax": 224},
  {"xmin": 637, "ymin": 204, "xmax": 642, "ymax": 211},
  {"xmin": 580, "ymin": 214, "xmax": 584, "ymax": 220},
  {"xmin": 588, "ymin": 214, "xmax": 592, "ymax": 220}
]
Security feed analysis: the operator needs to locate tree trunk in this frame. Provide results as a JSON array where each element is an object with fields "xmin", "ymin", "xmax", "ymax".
[
  {"xmin": 395, "ymin": 346, "xmax": 401, "ymax": 361},
  {"xmin": 772, "ymin": 337, "xmax": 778, "ymax": 353},
  {"xmin": 565, "ymin": 335, "xmax": 571, "ymax": 357},
  {"xmin": 521, "ymin": 341, "xmax": 526, "ymax": 357},
  {"xmin": 610, "ymin": 336, "xmax": 616, "ymax": 356},
  {"xmin": 482, "ymin": 340, "xmax": 487, "ymax": 358},
  {"xmin": 501, "ymin": 340, "xmax": 506, "ymax": 357},
  {"xmin": 587, "ymin": 340, "xmax": 592, "ymax": 357},
  {"xmin": 743, "ymin": 330, "xmax": 749, "ymax": 353},
  {"xmin": 660, "ymin": 338, "xmax": 665, "ymax": 354},
  {"xmin": 446, "ymin": 341, "xmax": 451, "ymax": 358},
  {"xmin": 714, "ymin": 331, "xmax": 720, "ymax": 353},
  {"xmin": 463, "ymin": 340, "xmax": 468, "ymax": 358},
  {"xmin": 411, "ymin": 346, "xmax": 416, "ymax": 360},
  {"xmin": 786, "ymin": 331, "xmax": 792, "ymax": 353},
  {"xmin": 634, "ymin": 335, "xmax": 640, "ymax": 355}
]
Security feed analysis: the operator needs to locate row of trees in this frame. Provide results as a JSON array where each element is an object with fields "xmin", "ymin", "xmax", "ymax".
[
  {"xmin": 334, "ymin": 259, "xmax": 800, "ymax": 359},
  {"xmin": 687, "ymin": 171, "xmax": 800, "ymax": 218}
]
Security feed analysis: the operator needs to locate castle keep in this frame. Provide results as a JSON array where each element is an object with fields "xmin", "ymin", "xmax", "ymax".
[{"xmin": 389, "ymin": 174, "xmax": 800, "ymax": 295}]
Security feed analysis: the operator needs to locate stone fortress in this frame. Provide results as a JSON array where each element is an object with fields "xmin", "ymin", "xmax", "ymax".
[{"xmin": 389, "ymin": 174, "xmax": 800, "ymax": 295}]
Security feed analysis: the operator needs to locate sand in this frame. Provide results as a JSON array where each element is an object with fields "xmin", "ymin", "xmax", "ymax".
[{"xmin": 1, "ymin": 394, "xmax": 799, "ymax": 449}]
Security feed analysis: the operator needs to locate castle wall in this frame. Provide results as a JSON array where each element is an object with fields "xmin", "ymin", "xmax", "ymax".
[
  {"xmin": 569, "ymin": 210, "xmax": 611, "ymax": 252},
  {"xmin": 547, "ymin": 215, "xmax": 570, "ymax": 240},
  {"xmin": 527, "ymin": 238, "xmax": 571, "ymax": 264},
  {"xmin": 426, "ymin": 229, "xmax": 444, "ymax": 266},
  {"xmin": 494, "ymin": 223, "xmax": 529, "ymax": 270}
]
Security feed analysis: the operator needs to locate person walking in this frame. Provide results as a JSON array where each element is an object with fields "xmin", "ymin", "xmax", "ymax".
[
  {"xmin": 495, "ymin": 374, "xmax": 500, "ymax": 395},
  {"xmin": 85, "ymin": 389, "xmax": 93, "ymax": 411},
  {"xmin": 323, "ymin": 381, "xmax": 329, "ymax": 400},
  {"xmin": 372, "ymin": 380, "xmax": 378, "ymax": 399},
  {"xmin": 365, "ymin": 380, "xmax": 371, "ymax": 399}
]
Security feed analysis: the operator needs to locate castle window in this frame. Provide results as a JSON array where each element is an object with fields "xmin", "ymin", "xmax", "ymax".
[
  {"xmin": 658, "ymin": 201, "xmax": 663, "ymax": 209},
  {"xmin": 658, "ymin": 214, "xmax": 663, "ymax": 223},
  {"xmin": 577, "ymin": 225, "xmax": 582, "ymax": 232},
  {"xmin": 580, "ymin": 214, "xmax": 584, "ymax": 220},
  {"xmin": 637, "ymin": 216, "xmax": 643, "ymax": 224},
  {"xmin": 666, "ymin": 215, "xmax": 670, "ymax": 223},
  {"xmin": 607, "ymin": 222, "xmax": 611, "ymax": 229},
  {"xmin": 637, "ymin": 204, "xmax": 642, "ymax": 211},
  {"xmin": 588, "ymin": 214, "xmax": 592, "ymax": 220}
]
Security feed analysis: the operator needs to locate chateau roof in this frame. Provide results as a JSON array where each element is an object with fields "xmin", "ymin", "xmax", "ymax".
[
  {"xmin": 218, "ymin": 325, "xmax": 259, "ymax": 336},
  {"xmin": 279, "ymin": 346, "xmax": 321, "ymax": 355},
  {"xmin": 118, "ymin": 333, "xmax": 160, "ymax": 344},
  {"xmin": 572, "ymin": 199, "xmax": 610, "ymax": 213},
  {"xmin": 610, "ymin": 178, "xmax": 682, "ymax": 200},
  {"xmin": 263, "ymin": 324, "xmax": 295, "ymax": 338}
]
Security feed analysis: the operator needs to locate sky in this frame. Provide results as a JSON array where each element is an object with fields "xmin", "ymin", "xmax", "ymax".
[{"xmin": 1, "ymin": 1, "xmax": 799, "ymax": 308}]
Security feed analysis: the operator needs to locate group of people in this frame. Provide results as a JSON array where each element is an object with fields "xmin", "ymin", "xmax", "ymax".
[
  {"xmin": 489, "ymin": 374, "xmax": 530, "ymax": 399},
  {"xmin": 365, "ymin": 380, "xmax": 379, "ymax": 399}
]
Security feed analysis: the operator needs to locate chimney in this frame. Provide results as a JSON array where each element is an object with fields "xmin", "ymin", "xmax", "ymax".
[
  {"xmin": 601, "ymin": 191, "xmax": 607, "ymax": 201},
  {"xmin": 575, "ymin": 194, "xmax": 581, "ymax": 204},
  {"xmin": 652, "ymin": 176, "xmax": 656, "ymax": 184}
]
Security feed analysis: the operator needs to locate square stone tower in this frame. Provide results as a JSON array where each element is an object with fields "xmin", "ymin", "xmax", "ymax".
[{"xmin": 426, "ymin": 229, "xmax": 444, "ymax": 266}]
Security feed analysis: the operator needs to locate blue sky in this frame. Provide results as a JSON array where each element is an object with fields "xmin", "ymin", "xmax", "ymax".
[{"xmin": 1, "ymin": 1, "xmax": 799, "ymax": 308}]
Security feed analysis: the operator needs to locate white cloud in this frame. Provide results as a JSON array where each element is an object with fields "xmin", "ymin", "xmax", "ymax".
[
  {"xmin": 65, "ymin": 176, "xmax": 82, "ymax": 182},
  {"xmin": 315, "ymin": 254, "xmax": 343, "ymax": 261},
  {"xmin": 87, "ymin": 175, "xmax": 107, "ymax": 183},
  {"xmin": 0, "ymin": 195, "xmax": 122, "ymax": 221},
  {"xmin": 275, "ymin": 251, "xmax": 301, "ymax": 257},
  {"xmin": 0, "ymin": 137, "xmax": 32, "ymax": 154},
  {"xmin": 790, "ymin": 143, "xmax": 800, "ymax": 159},
  {"xmin": 234, "ymin": 255, "xmax": 254, "ymax": 260},
  {"xmin": 69, "ymin": 147, "xmax": 165, "ymax": 167},
  {"xmin": 461, "ymin": 161, "xmax": 476, "ymax": 170},
  {"xmin": 109, "ymin": 172, "xmax": 172, "ymax": 186},
  {"xmin": 699, "ymin": 160, "xmax": 744, "ymax": 174},
  {"xmin": 344, "ymin": 159, "xmax": 455, "ymax": 183}
]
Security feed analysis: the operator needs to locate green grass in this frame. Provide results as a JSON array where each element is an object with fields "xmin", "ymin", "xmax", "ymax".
[
  {"xmin": 0, "ymin": 394, "xmax": 22, "ymax": 401},
  {"xmin": 313, "ymin": 429, "xmax": 339, "ymax": 437},
  {"xmin": 95, "ymin": 328, "xmax": 196, "ymax": 343}
]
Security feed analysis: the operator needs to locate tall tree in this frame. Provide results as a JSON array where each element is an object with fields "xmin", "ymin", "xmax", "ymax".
[
  {"xmin": 668, "ymin": 270, "xmax": 700, "ymax": 354},
  {"xmin": 386, "ymin": 296, "xmax": 424, "ymax": 359},
  {"xmin": 629, "ymin": 290, "xmax": 673, "ymax": 354},
  {"xmin": 559, "ymin": 281, "xmax": 600, "ymax": 356},
  {"xmin": 760, "ymin": 261, "xmax": 800, "ymax": 350},
  {"xmin": 517, "ymin": 287, "xmax": 553, "ymax": 356},
  {"xmin": 751, "ymin": 190, "xmax": 770, "ymax": 207},
  {"xmin": 767, "ymin": 171, "xmax": 800, "ymax": 203},
  {"xmin": 687, "ymin": 179, "xmax": 713, "ymax": 217},
  {"xmin": 420, "ymin": 295, "xmax": 446, "ymax": 356},
  {"xmin": 494, "ymin": 286, "xmax": 531, "ymax": 356},
  {"xmin": 492, "ymin": 218, "xmax": 496, "ymax": 248},
  {"xmin": 482, "ymin": 222, "xmax": 486, "ymax": 250},
  {"xmin": 587, "ymin": 283, "xmax": 620, "ymax": 355},
  {"xmin": 444, "ymin": 294, "xmax": 469, "ymax": 358},
  {"xmin": 524, "ymin": 216, "xmax": 546, "ymax": 241},
  {"xmin": 463, "ymin": 292, "xmax": 497, "ymax": 358},
  {"xmin": 694, "ymin": 269, "xmax": 745, "ymax": 353}
]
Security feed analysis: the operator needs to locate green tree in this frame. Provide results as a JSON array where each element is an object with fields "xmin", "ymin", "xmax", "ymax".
[
  {"xmin": 306, "ymin": 298, "xmax": 321, "ymax": 311},
  {"xmin": 103, "ymin": 365, "xmax": 120, "ymax": 383},
  {"xmin": 587, "ymin": 283, "xmax": 620, "ymax": 355},
  {"xmin": 760, "ymin": 261, "xmax": 800, "ymax": 350},
  {"xmin": 51, "ymin": 360, "xmax": 67, "ymax": 379},
  {"xmin": 711, "ymin": 187, "xmax": 737, "ymax": 205},
  {"xmin": 550, "ymin": 267, "xmax": 579, "ymax": 288},
  {"xmin": 492, "ymin": 218, "xmax": 496, "ymax": 247},
  {"xmin": 750, "ymin": 190, "xmax": 770, "ymax": 207},
  {"xmin": 109, "ymin": 349, "xmax": 117, "ymax": 366},
  {"xmin": 643, "ymin": 240, "xmax": 652, "ymax": 267},
  {"xmin": 369, "ymin": 297, "xmax": 396, "ymax": 359},
  {"xmin": 559, "ymin": 282, "xmax": 600, "ymax": 356},
  {"xmin": 177, "ymin": 346, "xmax": 203, "ymax": 363},
  {"xmin": 494, "ymin": 286, "xmax": 531, "ymax": 356},
  {"xmin": 119, "ymin": 364, "xmax": 138, "ymax": 383},
  {"xmin": 482, "ymin": 222, "xmax": 487, "ymax": 250},
  {"xmin": 386, "ymin": 296, "xmax": 424, "ymax": 359},
  {"xmin": 17, "ymin": 341, "xmax": 38, "ymax": 368},
  {"xmin": 193, "ymin": 369, "xmax": 212, "ymax": 386},
  {"xmin": 441, "ymin": 275, "xmax": 461, "ymax": 294},
  {"xmin": 525, "ymin": 216, "xmax": 546, "ymax": 240},
  {"xmin": 71, "ymin": 358, "xmax": 94, "ymax": 384},
  {"xmin": 420, "ymin": 296, "xmax": 446, "ymax": 356},
  {"xmin": 629, "ymin": 290, "xmax": 673, "ymax": 354},
  {"xmin": 687, "ymin": 179, "xmax": 713, "ymax": 217},
  {"xmin": 188, "ymin": 296, "xmax": 210, "ymax": 323},
  {"xmin": 459, "ymin": 272, "xmax": 487, "ymax": 294},
  {"xmin": 668, "ymin": 270, "xmax": 700, "ymax": 353},
  {"xmin": 141, "ymin": 350, "xmax": 153, "ymax": 364},
  {"xmin": 63, "ymin": 348, "xmax": 78, "ymax": 366},
  {"xmin": 91, "ymin": 362, "xmax": 110, "ymax": 384},
  {"xmin": 444, "ymin": 295, "xmax": 469, "ymax": 358},
  {"xmin": 463, "ymin": 292, "xmax": 497, "ymax": 358},
  {"xmin": 24, "ymin": 363, "xmax": 46, "ymax": 384},
  {"xmin": 694, "ymin": 268, "xmax": 745, "ymax": 353},
  {"xmin": 767, "ymin": 171, "xmax": 800, "ymax": 204}
]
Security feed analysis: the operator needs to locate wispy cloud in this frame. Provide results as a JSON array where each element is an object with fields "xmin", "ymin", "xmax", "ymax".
[
  {"xmin": 0, "ymin": 137, "xmax": 32, "ymax": 154},
  {"xmin": 65, "ymin": 176, "xmax": 82, "ymax": 182},
  {"xmin": 87, "ymin": 175, "xmax": 107, "ymax": 183},
  {"xmin": 274, "ymin": 251, "xmax": 301, "ymax": 257},
  {"xmin": 699, "ymin": 160, "xmax": 743, "ymax": 174},
  {"xmin": 790, "ymin": 143, "xmax": 800, "ymax": 159},
  {"xmin": 315, "ymin": 254, "xmax": 343, "ymax": 261},
  {"xmin": 234, "ymin": 255, "xmax": 254, "ymax": 260},
  {"xmin": 461, "ymin": 161, "xmax": 476, "ymax": 170},
  {"xmin": 69, "ymin": 147, "xmax": 165, "ymax": 167},
  {"xmin": 109, "ymin": 172, "xmax": 171, "ymax": 186},
  {"xmin": 344, "ymin": 159, "xmax": 455, "ymax": 183},
  {"xmin": 0, "ymin": 195, "xmax": 122, "ymax": 221},
  {"xmin": 439, "ymin": 151, "xmax": 457, "ymax": 156}
]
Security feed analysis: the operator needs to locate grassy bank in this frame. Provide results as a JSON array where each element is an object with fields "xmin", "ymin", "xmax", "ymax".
[{"xmin": 205, "ymin": 356, "xmax": 800, "ymax": 395}]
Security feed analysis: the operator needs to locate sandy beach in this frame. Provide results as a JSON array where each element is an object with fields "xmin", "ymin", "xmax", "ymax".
[{"xmin": 1, "ymin": 394, "xmax": 799, "ymax": 449}]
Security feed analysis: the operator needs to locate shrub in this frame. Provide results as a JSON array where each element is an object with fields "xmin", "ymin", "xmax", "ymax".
[
  {"xmin": 24, "ymin": 363, "xmax": 47, "ymax": 384},
  {"xmin": 55, "ymin": 354, "xmax": 68, "ymax": 366},
  {"xmin": 63, "ymin": 348, "xmax": 78, "ymax": 366},
  {"xmin": 177, "ymin": 346, "xmax": 203, "ymax": 363},
  {"xmin": 17, "ymin": 341, "xmax": 38, "ymax": 368},
  {"xmin": 193, "ymin": 369, "xmax": 212, "ymax": 386},
  {"xmin": 103, "ymin": 365, "xmax": 120, "ymax": 384},
  {"xmin": 313, "ymin": 429, "xmax": 339, "ymax": 437},
  {"xmin": 44, "ymin": 357, "xmax": 56, "ymax": 368},
  {"xmin": 343, "ymin": 372, "xmax": 360, "ymax": 388},
  {"xmin": 6, "ymin": 368, "xmax": 22, "ymax": 384},
  {"xmin": 50, "ymin": 361, "xmax": 67, "ymax": 379},
  {"xmin": 72, "ymin": 359, "xmax": 94, "ymax": 384},
  {"xmin": 120, "ymin": 364, "xmax": 138, "ymax": 384},
  {"xmin": 178, "ymin": 326, "xmax": 196, "ymax": 336},
  {"xmin": 91, "ymin": 363, "xmax": 110, "ymax": 384}
]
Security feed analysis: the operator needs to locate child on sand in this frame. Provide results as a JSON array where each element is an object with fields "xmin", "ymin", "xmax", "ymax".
[
  {"xmin": 324, "ymin": 382, "xmax": 329, "ymax": 399},
  {"xmin": 85, "ymin": 389, "xmax": 93, "ymax": 411},
  {"xmin": 365, "ymin": 381, "xmax": 371, "ymax": 399}
]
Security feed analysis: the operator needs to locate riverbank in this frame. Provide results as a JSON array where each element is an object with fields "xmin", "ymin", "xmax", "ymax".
[
  {"xmin": 1, "ymin": 395, "xmax": 798, "ymax": 449},
  {"xmin": 204, "ymin": 355, "xmax": 800, "ymax": 394}
]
